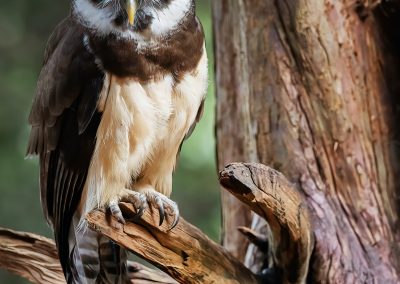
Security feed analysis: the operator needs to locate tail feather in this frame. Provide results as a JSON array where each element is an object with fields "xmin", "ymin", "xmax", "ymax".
[
  {"xmin": 98, "ymin": 238, "xmax": 127, "ymax": 283},
  {"xmin": 64, "ymin": 215, "xmax": 127, "ymax": 284}
]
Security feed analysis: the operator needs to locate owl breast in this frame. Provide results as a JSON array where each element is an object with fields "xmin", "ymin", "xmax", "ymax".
[
  {"xmin": 81, "ymin": 46, "xmax": 208, "ymax": 215},
  {"xmin": 127, "ymin": 47, "xmax": 208, "ymax": 196}
]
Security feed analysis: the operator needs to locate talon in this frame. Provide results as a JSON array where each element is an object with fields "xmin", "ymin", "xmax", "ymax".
[
  {"xmin": 169, "ymin": 204, "xmax": 180, "ymax": 230},
  {"xmin": 134, "ymin": 194, "xmax": 147, "ymax": 218},
  {"xmin": 109, "ymin": 201, "xmax": 126, "ymax": 224},
  {"xmin": 155, "ymin": 196, "xmax": 165, "ymax": 226},
  {"xmin": 115, "ymin": 189, "xmax": 180, "ymax": 229},
  {"xmin": 121, "ymin": 192, "xmax": 147, "ymax": 219},
  {"xmin": 137, "ymin": 204, "xmax": 145, "ymax": 218}
]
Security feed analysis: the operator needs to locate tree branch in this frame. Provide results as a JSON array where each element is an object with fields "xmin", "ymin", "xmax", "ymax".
[
  {"xmin": 1, "ymin": 163, "xmax": 313, "ymax": 284},
  {"xmin": 86, "ymin": 203, "xmax": 260, "ymax": 284},
  {"xmin": 219, "ymin": 163, "xmax": 314, "ymax": 284},
  {"xmin": 0, "ymin": 228, "xmax": 177, "ymax": 284},
  {"xmin": 0, "ymin": 228, "xmax": 64, "ymax": 284}
]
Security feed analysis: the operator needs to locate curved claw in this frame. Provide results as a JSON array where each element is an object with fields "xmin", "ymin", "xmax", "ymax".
[
  {"xmin": 155, "ymin": 196, "xmax": 165, "ymax": 226},
  {"xmin": 169, "ymin": 213, "xmax": 180, "ymax": 230},
  {"xmin": 168, "ymin": 203, "xmax": 180, "ymax": 230},
  {"xmin": 116, "ymin": 190, "xmax": 180, "ymax": 229},
  {"xmin": 109, "ymin": 201, "xmax": 126, "ymax": 224},
  {"xmin": 121, "ymin": 192, "xmax": 147, "ymax": 220},
  {"xmin": 136, "ymin": 202, "xmax": 146, "ymax": 218}
]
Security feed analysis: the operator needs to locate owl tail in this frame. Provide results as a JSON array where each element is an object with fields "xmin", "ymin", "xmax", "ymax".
[{"xmin": 65, "ymin": 216, "xmax": 128, "ymax": 284}]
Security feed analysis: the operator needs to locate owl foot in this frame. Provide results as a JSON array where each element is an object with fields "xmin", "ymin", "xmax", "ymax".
[
  {"xmin": 145, "ymin": 190, "xmax": 180, "ymax": 230},
  {"xmin": 108, "ymin": 191, "xmax": 147, "ymax": 225},
  {"xmin": 108, "ymin": 190, "xmax": 179, "ymax": 230}
]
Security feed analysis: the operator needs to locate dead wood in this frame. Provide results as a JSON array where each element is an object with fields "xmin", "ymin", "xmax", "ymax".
[{"xmin": 0, "ymin": 228, "xmax": 64, "ymax": 284}]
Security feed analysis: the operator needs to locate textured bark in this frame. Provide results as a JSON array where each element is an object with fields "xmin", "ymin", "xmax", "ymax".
[
  {"xmin": 213, "ymin": 0, "xmax": 400, "ymax": 282},
  {"xmin": 86, "ymin": 203, "xmax": 259, "ymax": 284}
]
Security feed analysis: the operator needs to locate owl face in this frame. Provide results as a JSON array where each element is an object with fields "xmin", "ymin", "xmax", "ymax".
[{"xmin": 73, "ymin": 0, "xmax": 195, "ymax": 40}]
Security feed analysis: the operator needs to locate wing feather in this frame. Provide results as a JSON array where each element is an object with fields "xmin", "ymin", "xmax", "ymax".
[
  {"xmin": 27, "ymin": 16, "xmax": 104, "ymax": 278},
  {"xmin": 184, "ymin": 98, "xmax": 205, "ymax": 141}
]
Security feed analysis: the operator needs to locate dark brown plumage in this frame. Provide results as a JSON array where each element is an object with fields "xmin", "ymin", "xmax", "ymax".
[
  {"xmin": 27, "ymin": 17, "xmax": 104, "ymax": 280},
  {"xmin": 87, "ymin": 15, "xmax": 204, "ymax": 80}
]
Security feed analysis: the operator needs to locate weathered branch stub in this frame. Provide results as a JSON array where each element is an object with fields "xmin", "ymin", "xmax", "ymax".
[{"xmin": 220, "ymin": 163, "xmax": 314, "ymax": 284}]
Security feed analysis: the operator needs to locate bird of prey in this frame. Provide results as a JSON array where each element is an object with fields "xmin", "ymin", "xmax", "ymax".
[{"xmin": 27, "ymin": 0, "xmax": 208, "ymax": 282}]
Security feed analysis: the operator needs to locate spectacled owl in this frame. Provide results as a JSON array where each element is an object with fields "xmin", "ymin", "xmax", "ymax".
[{"xmin": 27, "ymin": 0, "xmax": 208, "ymax": 282}]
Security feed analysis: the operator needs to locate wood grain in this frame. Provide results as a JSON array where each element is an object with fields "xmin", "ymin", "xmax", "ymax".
[{"xmin": 0, "ymin": 228, "xmax": 64, "ymax": 284}]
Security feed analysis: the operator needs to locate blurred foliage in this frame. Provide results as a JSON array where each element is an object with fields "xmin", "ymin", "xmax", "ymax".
[{"xmin": 0, "ymin": 1, "xmax": 218, "ymax": 283}]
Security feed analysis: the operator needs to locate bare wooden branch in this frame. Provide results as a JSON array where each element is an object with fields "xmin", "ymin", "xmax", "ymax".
[
  {"xmin": 86, "ymin": 203, "xmax": 260, "ymax": 284},
  {"xmin": 0, "ymin": 228, "xmax": 64, "ymax": 284},
  {"xmin": 0, "ymin": 163, "xmax": 315, "ymax": 284},
  {"xmin": 0, "ymin": 228, "xmax": 177, "ymax": 284},
  {"xmin": 220, "ymin": 163, "xmax": 314, "ymax": 284}
]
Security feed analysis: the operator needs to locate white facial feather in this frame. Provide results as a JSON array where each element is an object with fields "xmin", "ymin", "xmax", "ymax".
[
  {"xmin": 148, "ymin": 0, "xmax": 192, "ymax": 36},
  {"xmin": 73, "ymin": 0, "xmax": 117, "ymax": 35},
  {"xmin": 73, "ymin": 0, "xmax": 192, "ymax": 41}
]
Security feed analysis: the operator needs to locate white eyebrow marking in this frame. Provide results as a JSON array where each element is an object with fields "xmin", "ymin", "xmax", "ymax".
[
  {"xmin": 73, "ymin": 0, "xmax": 192, "ymax": 43},
  {"xmin": 149, "ymin": 0, "xmax": 192, "ymax": 36}
]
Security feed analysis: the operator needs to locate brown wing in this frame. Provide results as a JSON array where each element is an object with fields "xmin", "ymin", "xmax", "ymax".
[
  {"xmin": 184, "ymin": 98, "xmax": 205, "ymax": 141},
  {"xmin": 27, "ymin": 16, "xmax": 104, "ymax": 278}
]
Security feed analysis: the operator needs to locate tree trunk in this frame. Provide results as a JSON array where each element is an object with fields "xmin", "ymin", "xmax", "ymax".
[{"xmin": 213, "ymin": 0, "xmax": 400, "ymax": 282}]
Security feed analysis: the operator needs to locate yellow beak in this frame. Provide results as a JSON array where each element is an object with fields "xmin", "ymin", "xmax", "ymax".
[{"xmin": 127, "ymin": 0, "xmax": 136, "ymax": 26}]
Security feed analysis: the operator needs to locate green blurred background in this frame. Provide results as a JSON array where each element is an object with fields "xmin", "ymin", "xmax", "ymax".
[{"xmin": 0, "ymin": 1, "xmax": 218, "ymax": 283}]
